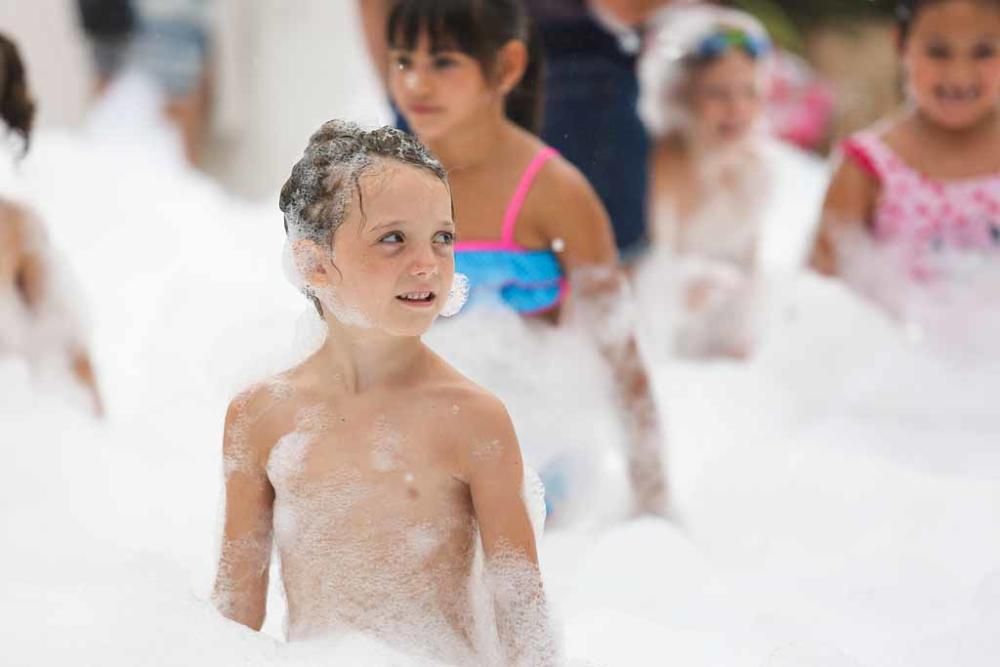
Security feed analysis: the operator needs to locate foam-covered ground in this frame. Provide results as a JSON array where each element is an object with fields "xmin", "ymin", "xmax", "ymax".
[{"xmin": 2, "ymin": 77, "xmax": 998, "ymax": 666}]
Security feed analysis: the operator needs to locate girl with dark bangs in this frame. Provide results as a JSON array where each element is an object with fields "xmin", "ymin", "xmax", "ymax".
[
  {"xmin": 384, "ymin": 0, "xmax": 668, "ymax": 521},
  {"xmin": 361, "ymin": 1, "xmax": 669, "ymax": 259},
  {"xmin": 0, "ymin": 32, "xmax": 104, "ymax": 416}
]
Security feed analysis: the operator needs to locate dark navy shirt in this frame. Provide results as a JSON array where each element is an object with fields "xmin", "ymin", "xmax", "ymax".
[{"xmin": 527, "ymin": 0, "xmax": 651, "ymax": 257}]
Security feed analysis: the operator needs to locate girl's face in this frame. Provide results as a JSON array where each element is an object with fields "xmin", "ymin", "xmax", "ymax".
[
  {"xmin": 305, "ymin": 161, "xmax": 456, "ymax": 337},
  {"xmin": 686, "ymin": 50, "xmax": 764, "ymax": 147},
  {"xmin": 902, "ymin": 1, "xmax": 1000, "ymax": 130},
  {"xmin": 388, "ymin": 33, "xmax": 498, "ymax": 143}
]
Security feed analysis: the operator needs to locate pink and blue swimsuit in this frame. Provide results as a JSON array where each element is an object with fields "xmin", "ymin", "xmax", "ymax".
[{"xmin": 454, "ymin": 147, "xmax": 568, "ymax": 315}]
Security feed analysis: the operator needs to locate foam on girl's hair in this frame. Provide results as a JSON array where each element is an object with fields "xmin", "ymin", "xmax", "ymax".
[
  {"xmin": 279, "ymin": 121, "xmax": 447, "ymax": 317},
  {"xmin": 638, "ymin": 6, "xmax": 773, "ymax": 138}
]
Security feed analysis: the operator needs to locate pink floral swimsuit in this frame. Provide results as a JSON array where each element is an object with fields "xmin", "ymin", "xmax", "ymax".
[{"xmin": 842, "ymin": 131, "xmax": 1000, "ymax": 278}]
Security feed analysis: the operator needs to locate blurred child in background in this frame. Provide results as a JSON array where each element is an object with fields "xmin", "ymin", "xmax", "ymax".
[
  {"xmin": 385, "ymin": 0, "xmax": 669, "ymax": 521},
  {"xmin": 636, "ymin": 5, "xmax": 775, "ymax": 359},
  {"xmin": 76, "ymin": 0, "xmax": 215, "ymax": 164},
  {"xmin": 0, "ymin": 32, "xmax": 103, "ymax": 415},
  {"xmin": 810, "ymin": 0, "xmax": 1000, "ymax": 320}
]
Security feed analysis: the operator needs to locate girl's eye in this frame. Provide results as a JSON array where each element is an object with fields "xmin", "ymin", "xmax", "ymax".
[
  {"xmin": 972, "ymin": 42, "xmax": 997, "ymax": 60},
  {"xmin": 379, "ymin": 231, "xmax": 405, "ymax": 244},
  {"xmin": 433, "ymin": 231, "xmax": 455, "ymax": 245},
  {"xmin": 926, "ymin": 43, "xmax": 951, "ymax": 60},
  {"xmin": 432, "ymin": 56, "xmax": 458, "ymax": 70},
  {"xmin": 393, "ymin": 55, "xmax": 412, "ymax": 71}
]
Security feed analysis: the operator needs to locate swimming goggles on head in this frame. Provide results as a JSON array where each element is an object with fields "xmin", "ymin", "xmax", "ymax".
[{"xmin": 694, "ymin": 28, "xmax": 771, "ymax": 61}]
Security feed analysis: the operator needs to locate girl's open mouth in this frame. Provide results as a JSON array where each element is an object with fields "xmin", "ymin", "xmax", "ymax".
[{"xmin": 397, "ymin": 291, "xmax": 437, "ymax": 306}]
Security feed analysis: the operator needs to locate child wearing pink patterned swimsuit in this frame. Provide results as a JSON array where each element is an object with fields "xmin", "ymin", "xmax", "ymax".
[
  {"xmin": 838, "ymin": 130, "xmax": 1000, "ymax": 279},
  {"xmin": 812, "ymin": 0, "xmax": 1000, "ymax": 291}
]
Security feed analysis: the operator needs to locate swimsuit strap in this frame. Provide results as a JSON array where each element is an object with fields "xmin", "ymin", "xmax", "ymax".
[
  {"xmin": 840, "ymin": 131, "xmax": 896, "ymax": 183},
  {"xmin": 501, "ymin": 146, "xmax": 559, "ymax": 246}
]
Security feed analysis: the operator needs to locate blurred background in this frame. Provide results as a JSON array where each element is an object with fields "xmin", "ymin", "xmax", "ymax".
[
  {"xmin": 1, "ymin": 0, "xmax": 389, "ymax": 197},
  {"xmin": 1, "ymin": 0, "xmax": 900, "ymax": 198}
]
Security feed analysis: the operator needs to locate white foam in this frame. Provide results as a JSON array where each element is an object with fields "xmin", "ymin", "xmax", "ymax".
[{"xmin": 2, "ymin": 77, "xmax": 999, "ymax": 667}]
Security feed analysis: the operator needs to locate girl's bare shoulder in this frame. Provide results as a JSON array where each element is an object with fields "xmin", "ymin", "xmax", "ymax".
[
  {"xmin": 420, "ymin": 372, "xmax": 518, "ymax": 480},
  {"xmin": 0, "ymin": 199, "xmax": 44, "ymax": 251},
  {"xmin": 518, "ymin": 145, "xmax": 609, "ymax": 240},
  {"xmin": 223, "ymin": 368, "xmax": 313, "ymax": 456},
  {"xmin": 417, "ymin": 353, "xmax": 513, "ymax": 438},
  {"xmin": 502, "ymin": 124, "xmax": 593, "ymax": 205}
]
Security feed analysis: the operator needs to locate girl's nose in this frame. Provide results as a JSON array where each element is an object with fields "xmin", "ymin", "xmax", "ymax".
[
  {"xmin": 946, "ymin": 59, "xmax": 978, "ymax": 85},
  {"xmin": 404, "ymin": 69, "xmax": 428, "ymax": 95},
  {"xmin": 410, "ymin": 246, "xmax": 439, "ymax": 277}
]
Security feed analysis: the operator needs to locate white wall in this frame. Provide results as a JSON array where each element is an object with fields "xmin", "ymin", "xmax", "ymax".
[
  {"xmin": 205, "ymin": 0, "xmax": 390, "ymax": 199},
  {"xmin": 0, "ymin": 0, "xmax": 93, "ymax": 128},
  {"xmin": 0, "ymin": 0, "xmax": 389, "ymax": 199}
]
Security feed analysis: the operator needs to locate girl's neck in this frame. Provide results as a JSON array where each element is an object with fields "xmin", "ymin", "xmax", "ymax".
[
  {"xmin": 911, "ymin": 105, "xmax": 1000, "ymax": 148},
  {"xmin": 318, "ymin": 318, "xmax": 426, "ymax": 392},
  {"xmin": 425, "ymin": 108, "xmax": 510, "ymax": 171}
]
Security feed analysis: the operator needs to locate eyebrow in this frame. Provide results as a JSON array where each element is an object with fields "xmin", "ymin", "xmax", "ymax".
[
  {"xmin": 388, "ymin": 47, "xmax": 462, "ymax": 55},
  {"xmin": 369, "ymin": 219, "xmax": 455, "ymax": 233}
]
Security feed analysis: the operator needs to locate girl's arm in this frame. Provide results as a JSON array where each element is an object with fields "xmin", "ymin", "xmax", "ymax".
[
  {"xmin": 810, "ymin": 154, "xmax": 878, "ymax": 276},
  {"xmin": 357, "ymin": 0, "xmax": 392, "ymax": 87},
  {"xmin": 13, "ymin": 209, "xmax": 104, "ymax": 416},
  {"xmin": 212, "ymin": 394, "xmax": 276, "ymax": 631},
  {"xmin": 69, "ymin": 350, "xmax": 104, "ymax": 417},
  {"xmin": 461, "ymin": 393, "xmax": 558, "ymax": 666},
  {"xmin": 646, "ymin": 139, "xmax": 685, "ymax": 252},
  {"xmin": 534, "ymin": 159, "xmax": 669, "ymax": 516}
]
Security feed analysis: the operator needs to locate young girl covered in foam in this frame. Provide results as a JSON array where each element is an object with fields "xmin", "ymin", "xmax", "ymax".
[
  {"xmin": 383, "ymin": 0, "xmax": 668, "ymax": 522},
  {"xmin": 213, "ymin": 121, "xmax": 557, "ymax": 666},
  {"xmin": 811, "ymin": 0, "xmax": 1000, "ymax": 320},
  {"xmin": 0, "ymin": 32, "xmax": 103, "ymax": 415},
  {"xmin": 635, "ymin": 5, "xmax": 776, "ymax": 359}
]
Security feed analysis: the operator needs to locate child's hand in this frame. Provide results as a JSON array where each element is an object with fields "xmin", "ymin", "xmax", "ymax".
[
  {"xmin": 685, "ymin": 279, "xmax": 715, "ymax": 310},
  {"xmin": 89, "ymin": 387, "xmax": 105, "ymax": 419}
]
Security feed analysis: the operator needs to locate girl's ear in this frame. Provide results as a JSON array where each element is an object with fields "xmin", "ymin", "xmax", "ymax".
[
  {"xmin": 291, "ymin": 239, "xmax": 337, "ymax": 289},
  {"xmin": 495, "ymin": 39, "xmax": 528, "ymax": 94}
]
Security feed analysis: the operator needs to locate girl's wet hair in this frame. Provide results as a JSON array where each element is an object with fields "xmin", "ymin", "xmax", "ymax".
[
  {"xmin": 0, "ymin": 32, "xmax": 36, "ymax": 157},
  {"xmin": 897, "ymin": 0, "xmax": 1000, "ymax": 45},
  {"xmin": 279, "ymin": 120, "xmax": 448, "ymax": 313},
  {"xmin": 280, "ymin": 120, "xmax": 447, "ymax": 245},
  {"xmin": 387, "ymin": 0, "xmax": 544, "ymax": 133}
]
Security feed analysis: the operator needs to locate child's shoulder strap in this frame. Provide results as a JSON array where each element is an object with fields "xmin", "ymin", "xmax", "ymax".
[
  {"xmin": 840, "ymin": 131, "xmax": 895, "ymax": 183},
  {"xmin": 501, "ymin": 146, "xmax": 559, "ymax": 247}
]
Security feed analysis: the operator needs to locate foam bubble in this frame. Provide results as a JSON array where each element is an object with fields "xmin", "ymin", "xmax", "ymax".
[
  {"xmin": 5, "ymin": 61, "xmax": 999, "ymax": 667},
  {"xmin": 370, "ymin": 416, "xmax": 402, "ymax": 471},
  {"xmin": 439, "ymin": 272, "xmax": 469, "ymax": 318}
]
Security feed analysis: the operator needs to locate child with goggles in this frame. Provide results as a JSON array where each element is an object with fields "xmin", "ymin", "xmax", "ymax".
[{"xmin": 635, "ymin": 6, "xmax": 777, "ymax": 360}]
